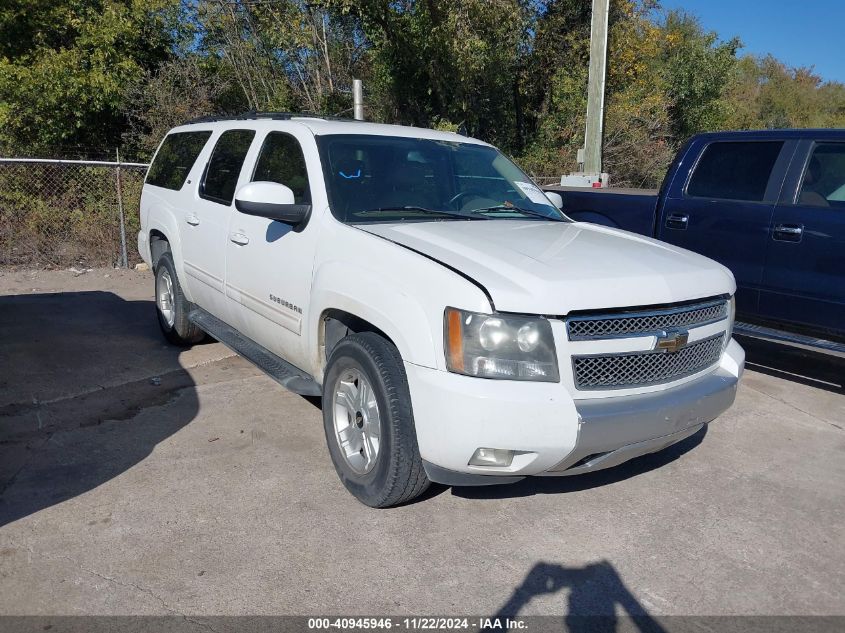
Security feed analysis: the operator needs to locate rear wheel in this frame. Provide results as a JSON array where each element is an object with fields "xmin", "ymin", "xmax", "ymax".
[
  {"xmin": 322, "ymin": 333, "xmax": 430, "ymax": 507},
  {"xmin": 154, "ymin": 251, "xmax": 205, "ymax": 346}
]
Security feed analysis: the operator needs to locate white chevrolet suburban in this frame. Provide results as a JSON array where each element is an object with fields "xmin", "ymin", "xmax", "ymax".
[{"xmin": 138, "ymin": 113, "xmax": 745, "ymax": 507}]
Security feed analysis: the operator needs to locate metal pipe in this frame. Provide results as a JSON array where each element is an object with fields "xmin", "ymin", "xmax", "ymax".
[
  {"xmin": 115, "ymin": 148, "xmax": 129, "ymax": 269},
  {"xmin": 352, "ymin": 79, "xmax": 364, "ymax": 121},
  {"xmin": 0, "ymin": 157, "xmax": 149, "ymax": 168}
]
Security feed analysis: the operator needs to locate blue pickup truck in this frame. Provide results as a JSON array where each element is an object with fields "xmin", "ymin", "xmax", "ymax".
[{"xmin": 545, "ymin": 129, "xmax": 845, "ymax": 356}]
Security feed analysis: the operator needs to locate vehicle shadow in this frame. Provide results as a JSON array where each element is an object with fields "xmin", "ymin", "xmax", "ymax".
[
  {"xmin": 736, "ymin": 334, "xmax": 844, "ymax": 394},
  {"xmin": 488, "ymin": 560, "xmax": 666, "ymax": 632},
  {"xmin": 451, "ymin": 426, "xmax": 706, "ymax": 501},
  {"xmin": 0, "ymin": 291, "xmax": 201, "ymax": 527}
]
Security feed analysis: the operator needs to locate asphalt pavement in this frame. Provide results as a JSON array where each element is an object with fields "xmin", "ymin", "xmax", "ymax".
[{"xmin": 0, "ymin": 269, "xmax": 842, "ymax": 618}]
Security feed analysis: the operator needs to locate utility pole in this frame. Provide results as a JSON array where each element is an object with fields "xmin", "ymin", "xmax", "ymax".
[
  {"xmin": 352, "ymin": 79, "xmax": 364, "ymax": 121},
  {"xmin": 584, "ymin": 0, "xmax": 609, "ymax": 174},
  {"xmin": 115, "ymin": 147, "xmax": 128, "ymax": 269},
  {"xmin": 559, "ymin": 0, "xmax": 610, "ymax": 187}
]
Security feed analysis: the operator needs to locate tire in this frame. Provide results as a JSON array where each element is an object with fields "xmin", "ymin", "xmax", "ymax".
[
  {"xmin": 154, "ymin": 251, "xmax": 205, "ymax": 346},
  {"xmin": 322, "ymin": 332, "xmax": 430, "ymax": 507}
]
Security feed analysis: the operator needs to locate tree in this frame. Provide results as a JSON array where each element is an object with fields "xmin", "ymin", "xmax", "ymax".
[
  {"xmin": 719, "ymin": 54, "xmax": 845, "ymax": 131},
  {"xmin": 254, "ymin": 1, "xmax": 369, "ymax": 115},
  {"xmin": 188, "ymin": 0, "xmax": 368, "ymax": 115},
  {"xmin": 331, "ymin": 0, "xmax": 534, "ymax": 149},
  {"xmin": 193, "ymin": 0, "xmax": 292, "ymax": 112},
  {"xmin": 0, "ymin": 0, "xmax": 178, "ymax": 155},
  {"xmin": 658, "ymin": 10, "xmax": 739, "ymax": 139},
  {"xmin": 519, "ymin": 0, "xmax": 675, "ymax": 187},
  {"xmin": 122, "ymin": 57, "xmax": 233, "ymax": 158},
  {"xmin": 2, "ymin": 0, "xmax": 844, "ymax": 184}
]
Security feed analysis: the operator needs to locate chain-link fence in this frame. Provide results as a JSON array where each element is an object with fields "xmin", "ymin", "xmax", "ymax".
[
  {"xmin": 0, "ymin": 157, "xmax": 565, "ymax": 270},
  {"xmin": 0, "ymin": 158, "xmax": 149, "ymax": 269}
]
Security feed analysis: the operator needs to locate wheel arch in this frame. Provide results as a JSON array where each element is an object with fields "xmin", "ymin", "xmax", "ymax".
[
  {"xmin": 149, "ymin": 229, "xmax": 170, "ymax": 267},
  {"xmin": 308, "ymin": 290, "xmax": 438, "ymax": 382},
  {"xmin": 146, "ymin": 213, "xmax": 194, "ymax": 303},
  {"xmin": 321, "ymin": 308, "xmax": 395, "ymax": 358}
]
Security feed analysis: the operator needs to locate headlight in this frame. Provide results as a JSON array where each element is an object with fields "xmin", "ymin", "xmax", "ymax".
[
  {"xmin": 724, "ymin": 296, "xmax": 736, "ymax": 349},
  {"xmin": 444, "ymin": 307, "xmax": 559, "ymax": 382}
]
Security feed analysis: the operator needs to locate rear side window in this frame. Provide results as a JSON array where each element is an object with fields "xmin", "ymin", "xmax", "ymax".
[
  {"xmin": 687, "ymin": 141, "xmax": 783, "ymax": 202},
  {"xmin": 146, "ymin": 131, "xmax": 212, "ymax": 190},
  {"xmin": 200, "ymin": 129, "xmax": 256, "ymax": 205},
  {"xmin": 252, "ymin": 132, "xmax": 311, "ymax": 204},
  {"xmin": 798, "ymin": 143, "xmax": 845, "ymax": 208}
]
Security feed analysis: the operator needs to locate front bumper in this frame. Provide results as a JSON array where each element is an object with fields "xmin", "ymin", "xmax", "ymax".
[{"xmin": 406, "ymin": 339, "xmax": 744, "ymax": 485}]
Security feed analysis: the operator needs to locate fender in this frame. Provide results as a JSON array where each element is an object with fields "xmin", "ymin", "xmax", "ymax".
[
  {"xmin": 308, "ymin": 261, "xmax": 439, "ymax": 375},
  {"xmin": 146, "ymin": 213, "xmax": 194, "ymax": 304},
  {"xmin": 361, "ymin": 230, "xmax": 496, "ymax": 310},
  {"xmin": 303, "ymin": 218, "xmax": 492, "ymax": 378}
]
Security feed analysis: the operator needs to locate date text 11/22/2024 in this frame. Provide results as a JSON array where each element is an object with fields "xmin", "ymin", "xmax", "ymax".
[{"xmin": 307, "ymin": 618, "xmax": 528, "ymax": 630}]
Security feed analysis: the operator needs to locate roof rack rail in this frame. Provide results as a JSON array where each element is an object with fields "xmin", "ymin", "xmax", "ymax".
[{"xmin": 184, "ymin": 111, "xmax": 363, "ymax": 125}]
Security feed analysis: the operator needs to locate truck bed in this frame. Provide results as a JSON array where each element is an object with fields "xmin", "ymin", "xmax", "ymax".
[{"xmin": 544, "ymin": 185, "xmax": 658, "ymax": 236}]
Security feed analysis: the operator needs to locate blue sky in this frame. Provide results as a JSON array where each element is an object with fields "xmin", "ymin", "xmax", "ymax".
[{"xmin": 659, "ymin": 0, "xmax": 845, "ymax": 83}]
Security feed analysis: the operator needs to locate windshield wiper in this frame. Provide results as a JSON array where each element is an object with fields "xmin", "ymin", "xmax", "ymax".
[
  {"xmin": 358, "ymin": 206, "xmax": 487, "ymax": 220},
  {"xmin": 470, "ymin": 205, "xmax": 566, "ymax": 222}
]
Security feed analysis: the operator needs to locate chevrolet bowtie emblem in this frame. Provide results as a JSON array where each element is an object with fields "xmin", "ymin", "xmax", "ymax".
[{"xmin": 654, "ymin": 328, "xmax": 689, "ymax": 353}]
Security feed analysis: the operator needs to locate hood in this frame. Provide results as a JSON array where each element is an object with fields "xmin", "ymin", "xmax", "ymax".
[{"xmin": 359, "ymin": 220, "xmax": 735, "ymax": 314}]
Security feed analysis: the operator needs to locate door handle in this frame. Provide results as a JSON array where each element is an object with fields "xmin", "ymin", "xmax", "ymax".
[
  {"xmin": 772, "ymin": 223, "xmax": 803, "ymax": 242},
  {"xmin": 665, "ymin": 213, "xmax": 689, "ymax": 230},
  {"xmin": 229, "ymin": 232, "xmax": 250, "ymax": 246},
  {"xmin": 185, "ymin": 213, "xmax": 200, "ymax": 226}
]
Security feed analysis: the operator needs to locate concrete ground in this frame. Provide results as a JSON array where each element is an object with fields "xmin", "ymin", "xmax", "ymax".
[{"xmin": 0, "ymin": 268, "xmax": 843, "ymax": 617}]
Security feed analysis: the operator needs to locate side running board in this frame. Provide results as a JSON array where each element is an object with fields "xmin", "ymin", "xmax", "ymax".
[
  {"xmin": 734, "ymin": 322, "xmax": 845, "ymax": 359},
  {"xmin": 189, "ymin": 308, "xmax": 323, "ymax": 396}
]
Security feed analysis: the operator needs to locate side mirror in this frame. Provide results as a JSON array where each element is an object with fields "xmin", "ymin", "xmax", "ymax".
[
  {"xmin": 234, "ymin": 181, "xmax": 311, "ymax": 226},
  {"xmin": 544, "ymin": 191, "xmax": 563, "ymax": 210}
]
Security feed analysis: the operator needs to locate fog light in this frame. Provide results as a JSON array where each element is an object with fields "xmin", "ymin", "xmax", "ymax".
[{"xmin": 468, "ymin": 447, "xmax": 514, "ymax": 467}]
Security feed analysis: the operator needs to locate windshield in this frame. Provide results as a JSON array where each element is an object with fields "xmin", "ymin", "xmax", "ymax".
[{"xmin": 316, "ymin": 134, "xmax": 567, "ymax": 223}]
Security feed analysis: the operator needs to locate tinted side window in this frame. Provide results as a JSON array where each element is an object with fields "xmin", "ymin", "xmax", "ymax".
[
  {"xmin": 252, "ymin": 132, "xmax": 311, "ymax": 204},
  {"xmin": 798, "ymin": 143, "xmax": 845, "ymax": 208},
  {"xmin": 146, "ymin": 131, "xmax": 212, "ymax": 190},
  {"xmin": 201, "ymin": 130, "xmax": 256, "ymax": 205},
  {"xmin": 687, "ymin": 141, "xmax": 783, "ymax": 202}
]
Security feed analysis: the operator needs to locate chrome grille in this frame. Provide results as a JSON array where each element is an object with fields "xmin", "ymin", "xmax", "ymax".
[
  {"xmin": 567, "ymin": 300, "xmax": 727, "ymax": 340},
  {"xmin": 573, "ymin": 334, "xmax": 724, "ymax": 390}
]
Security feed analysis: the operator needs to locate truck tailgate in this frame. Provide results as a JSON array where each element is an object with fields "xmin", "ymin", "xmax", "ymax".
[{"xmin": 543, "ymin": 186, "xmax": 659, "ymax": 236}]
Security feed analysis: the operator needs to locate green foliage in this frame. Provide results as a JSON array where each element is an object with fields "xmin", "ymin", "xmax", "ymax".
[
  {"xmin": 721, "ymin": 54, "xmax": 845, "ymax": 130},
  {"xmin": 1, "ymin": 0, "xmax": 845, "ymax": 186},
  {"xmin": 122, "ymin": 57, "xmax": 231, "ymax": 159},
  {"xmin": 520, "ymin": 1, "xmax": 676, "ymax": 187},
  {"xmin": 0, "ymin": 0, "xmax": 177, "ymax": 155},
  {"xmin": 331, "ymin": 0, "xmax": 533, "ymax": 148},
  {"xmin": 431, "ymin": 118, "xmax": 461, "ymax": 133},
  {"xmin": 659, "ymin": 10, "xmax": 740, "ymax": 139}
]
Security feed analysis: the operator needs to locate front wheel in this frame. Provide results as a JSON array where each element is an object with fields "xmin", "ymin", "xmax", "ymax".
[{"xmin": 322, "ymin": 333, "xmax": 430, "ymax": 507}]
